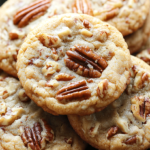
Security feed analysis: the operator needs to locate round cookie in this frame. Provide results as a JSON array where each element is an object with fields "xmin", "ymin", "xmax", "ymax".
[
  {"xmin": 17, "ymin": 13, "xmax": 131, "ymax": 115},
  {"xmin": 55, "ymin": 0, "xmax": 150, "ymax": 36},
  {"xmin": 125, "ymin": 9, "xmax": 150, "ymax": 54},
  {"xmin": 0, "ymin": 0, "xmax": 67, "ymax": 77},
  {"xmin": 68, "ymin": 56, "xmax": 150, "ymax": 150},
  {"xmin": 136, "ymin": 48, "xmax": 150, "ymax": 65},
  {"xmin": 0, "ymin": 72, "xmax": 86, "ymax": 150}
]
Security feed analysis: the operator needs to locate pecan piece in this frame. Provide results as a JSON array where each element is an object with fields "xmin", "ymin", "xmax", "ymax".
[
  {"xmin": 55, "ymin": 73, "xmax": 75, "ymax": 81},
  {"xmin": 56, "ymin": 80, "xmax": 91, "ymax": 101},
  {"xmin": 124, "ymin": 136, "xmax": 136, "ymax": 145},
  {"xmin": 64, "ymin": 45, "xmax": 108, "ymax": 78},
  {"xmin": 131, "ymin": 96, "xmax": 150, "ymax": 122},
  {"xmin": 72, "ymin": 0, "xmax": 93, "ymax": 15},
  {"xmin": 42, "ymin": 119, "xmax": 54, "ymax": 141},
  {"xmin": 13, "ymin": 0, "xmax": 50, "ymax": 27},
  {"xmin": 140, "ymin": 57, "xmax": 150, "ymax": 65},
  {"xmin": 65, "ymin": 137, "xmax": 73, "ymax": 145},
  {"xmin": 9, "ymin": 32, "xmax": 19, "ymax": 40},
  {"xmin": 107, "ymin": 126, "xmax": 119, "ymax": 138}
]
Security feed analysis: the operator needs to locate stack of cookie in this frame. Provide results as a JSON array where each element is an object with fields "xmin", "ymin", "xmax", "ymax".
[{"xmin": 0, "ymin": 0, "xmax": 150, "ymax": 150}]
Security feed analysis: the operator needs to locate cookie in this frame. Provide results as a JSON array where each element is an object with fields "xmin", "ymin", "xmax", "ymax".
[
  {"xmin": 0, "ymin": 72, "xmax": 86, "ymax": 150},
  {"xmin": 125, "ymin": 9, "xmax": 150, "ymax": 54},
  {"xmin": 56, "ymin": 0, "xmax": 150, "ymax": 36},
  {"xmin": 17, "ymin": 13, "xmax": 131, "ymax": 115},
  {"xmin": 68, "ymin": 56, "xmax": 150, "ymax": 150},
  {"xmin": 0, "ymin": 0, "xmax": 66, "ymax": 77}
]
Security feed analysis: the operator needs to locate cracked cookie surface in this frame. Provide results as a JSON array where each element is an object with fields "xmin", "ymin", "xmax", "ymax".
[
  {"xmin": 0, "ymin": 0, "xmax": 66, "ymax": 77},
  {"xmin": 68, "ymin": 56, "xmax": 150, "ymax": 150},
  {"xmin": 0, "ymin": 72, "xmax": 86, "ymax": 150},
  {"xmin": 17, "ymin": 13, "xmax": 131, "ymax": 115},
  {"xmin": 55, "ymin": 0, "xmax": 150, "ymax": 36}
]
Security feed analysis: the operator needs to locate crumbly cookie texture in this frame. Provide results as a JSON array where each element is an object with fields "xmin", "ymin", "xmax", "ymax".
[
  {"xmin": 68, "ymin": 56, "xmax": 150, "ymax": 150},
  {"xmin": 0, "ymin": 0, "xmax": 67, "ymax": 77},
  {"xmin": 125, "ymin": 9, "xmax": 150, "ymax": 54},
  {"xmin": 56, "ymin": 0, "xmax": 150, "ymax": 36},
  {"xmin": 0, "ymin": 72, "xmax": 86, "ymax": 150},
  {"xmin": 17, "ymin": 13, "xmax": 131, "ymax": 115}
]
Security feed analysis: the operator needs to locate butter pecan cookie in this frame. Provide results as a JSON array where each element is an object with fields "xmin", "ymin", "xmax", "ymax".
[
  {"xmin": 56, "ymin": 0, "xmax": 150, "ymax": 36},
  {"xmin": 0, "ymin": 0, "xmax": 67, "ymax": 77},
  {"xmin": 68, "ymin": 56, "xmax": 150, "ymax": 150},
  {"xmin": 125, "ymin": 9, "xmax": 150, "ymax": 54},
  {"xmin": 0, "ymin": 72, "xmax": 86, "ymax": 150},
  {"xmin": 17, "ymin": 13, "xmax": 131, "ymax": 115}
]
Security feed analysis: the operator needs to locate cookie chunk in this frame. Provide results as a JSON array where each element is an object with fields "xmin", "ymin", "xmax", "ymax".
[
  {"xmin": 68, "ymin": 56, "xmax": 150, "ymax": 150},
  {"xmin": 56, "ymin": 0, "xmax": 150, "ymax": 36},
  {"xmin": 125, "ymin": 9, "xmax": 150, "ymax": 54},
  {"xmin": 0, "ymin": 72, "xmax": 86, "ymax": 150},
  {"xmin": 0, "ymin": 0, "xmax": 66, "ymax": 77},
  {"xmin": 17, "ymin": 13, "xmax": 131, "ymax": 115}
]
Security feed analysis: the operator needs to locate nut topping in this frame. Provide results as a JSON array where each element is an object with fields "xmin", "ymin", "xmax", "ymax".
[
  {"xmin": 13, "ymin": 0, "xmax": 50, "ymax": 27},
  {"xmin": 9, "ymin": 32, "xmax": 19, "ymax": 40},
  {"xmin": 56, "ymin": 80, "xmax": 91, "ymax": 101},
  {"xmin": 140, "ymin": 57, "xmax": 150, "ymax": 65},
  {"xmin": 124, "ymin": 136, "xmax": 136, "ymax": 145},
  {"xmin": 21, "ymin": 121, "xmax": 54, "ymax": 150},
  {"xmin": 65, "ymin": 137, "xmax": 73, "ymax": 145},
  {"xmin": 21, "ymin": 122, "xmax": 42, "ymax": 150},
  {"xmin": 107, "ymin": 126, "xmax": 119, "ymax": 138},
  {"xmin": 131, "ymin": 96, "xmax": 150, "ymax": 122},
  {"xmin": 72, "ymin": 0, "xmax": 93, "ymax": 15},
  {"xmin": 42, "ymin": 119, "xmax": 54, "ymax": 141},
  {"xmin": 55, "ymin": 73, "xmax": 75, "ymax": 81},
  {"xmin": 97, "ymin": 79, "xmax": 108, "ymax": 98},
  {"xmin": 64, "ymin": 45, "xmax": 108, "ymax": 78}
]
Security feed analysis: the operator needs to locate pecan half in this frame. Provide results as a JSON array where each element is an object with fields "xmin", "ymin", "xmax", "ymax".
[
  {"xmin": 13, "ymin": 0, "xmax": 50, "ymax": 27},
  {"xmin": 64, "ymin": 45, "xmax": 108, "ymax": 78},
  {"xmin": 107, "ymin": 126, "xmax": 119, "ymax": 138},
  {"xmin": 21, "ymin": 121, "xmax": 54, "ymax": 150},
  {"xmin": 55, "ymin": 73, "xmax": 75, "ymax": 81},
  {"xmin": 72, "ymin": 0, "xmax": 93, "ymax": 15},
  {"xmin": 21, "ymin": 122, "xmax": 42, "ymax": 150},
  {"xmin": 56, "ymin": 80, "xmax": 91, "ymax": 101},
  {"xmin": 124, "ymin": 136, "xmax": 136, "ymax": 145},
  {"xmin": 131, "ymin": 96, "xmax": 150, "ymax": 122}
]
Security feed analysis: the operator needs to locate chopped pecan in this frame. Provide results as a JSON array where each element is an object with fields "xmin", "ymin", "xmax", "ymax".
[
  {"xmin": 55, "ymin": 73, "xmax": 75, "ymax": 81},
  {"xmin": 102, "ymin": 8, "xmax": 119, "ymax": 21},
  {"xmin": 87, "ymin": 79, "xmax": 93, "ymax": 83},
  {"xmin": 72, "ymin": 0, "xmax": 93, "ymax": 15},
  {"xmin": 56, "ymin": 80, "xmax": 91, "ymax": 101},
  {"xmin": 2, "ymin": 90, "xmax": 9, "ymax": 99},
  {"xmin": 83, "ymin": 19, "xmax": 90, "ymax": 28},
  {"xmin": 124, "ymin": 136, "xmax": 136, "ymax": 145},
  {"xmin": 140, "ymin": 57, "xmax": 150, "ymax": 65},
  {"xmin": 21, "ymin": 122, "xmax": 42, "ymax": 150},
  {"xmin": 42, "ymin": 119, "xmax": 54, "ymax": 141},
  {"xmin": 13, "ymin": 0, "xmax": 50, "ymax": 27},
  {"xmin": 97, "ymin": 79, "xmax": 108, "ymax": 98},
  {"xmin": 39, "ymin": 34, "xmax": 60, "ymax": 48},
  {"xmin": 131, "ymin": 96, "xmax": 150, "ymax": 122},
  {"xmin": 9, "ymin": 32, "xmax": 19, "ymax": 40},
  {"xmin": 51, "ymin": 48, "xmax": 59, "ymax": 61},
  {"xmin": 107, "ymin": 126, "xmax": 119, "ymax": 138},
  {"xmin": 64, "ymin": 45, "xmax": 108, "ymax": 78},
  {"xmin": 65, "ymin": 137, "xmax": 73, "ymax": 145}
]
